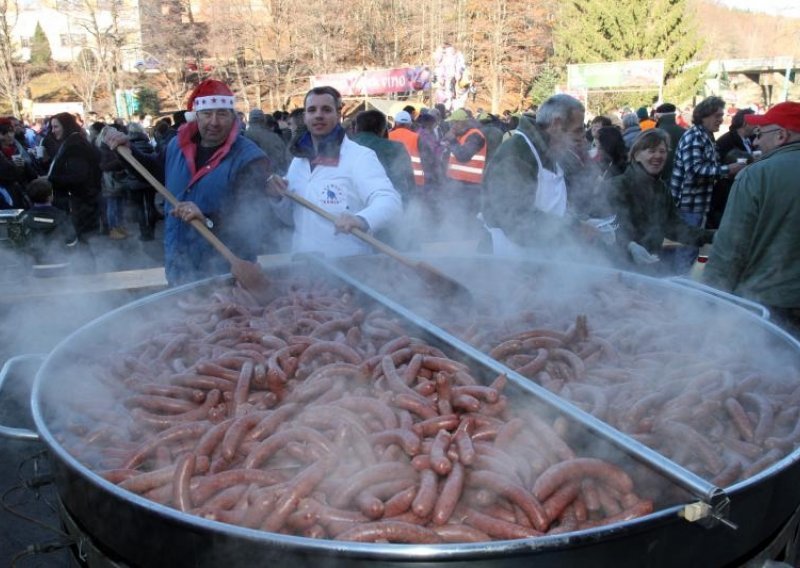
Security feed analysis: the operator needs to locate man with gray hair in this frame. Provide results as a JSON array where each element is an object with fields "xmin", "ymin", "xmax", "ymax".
[{"xmin": 481, "ymin": 93, "xmax": 592, "ymax": 255}]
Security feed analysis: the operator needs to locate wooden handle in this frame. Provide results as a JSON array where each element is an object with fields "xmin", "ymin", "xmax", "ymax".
[
  {"xmin": 116, "ymin": 146, "xmax": 239, "ymax": 265},
  {"xmin": 281, "ymin": 190, "xmax": 418, "ymax": 270}
]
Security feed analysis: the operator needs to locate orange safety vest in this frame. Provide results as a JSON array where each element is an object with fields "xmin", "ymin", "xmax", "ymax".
[
  {"xmin": 446, "ymin": 128, "xmax": 486, "ymax": 184},
  {"xmin": 388, "ymin": 127, "xmax": 424, "ymax": 186}
]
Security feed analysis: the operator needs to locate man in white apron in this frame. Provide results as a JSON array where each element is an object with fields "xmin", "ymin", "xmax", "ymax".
[{"xmin": 481, "ymin": 94, "xmax": 592, "ymax": 257}]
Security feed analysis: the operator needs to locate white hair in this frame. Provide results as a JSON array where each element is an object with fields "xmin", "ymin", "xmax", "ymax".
[{"xmin": 535, "ymin": 94, "xmax": 585, "ymax": 129}]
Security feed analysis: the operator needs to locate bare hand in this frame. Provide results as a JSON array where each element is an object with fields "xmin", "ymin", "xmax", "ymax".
[
  {"xmin": 105, "ymin": 129, "xmax": 130, "ymax": 151},
  {"xmin": 728, "ymin": 161, "xmax": 746, "ymax": 176},
  {"xmin": 334, "ymin": 212, "xmax": 368, "ymax": 234},
  {"xmin": 266, "ymin": 174, "xmax": 288, "ymax": 198},
  {"xmin": 171, "ymin": 201, "xmax": 205, "ymax": 224}
]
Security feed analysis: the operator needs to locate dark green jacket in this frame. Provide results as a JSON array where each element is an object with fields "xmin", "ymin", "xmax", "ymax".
[
  {"xmin": 605, "ymin": 161, "xmax": 709, "ymax": 257},
  {"xmin": 351, "ymin": 132, "xmax": 415, "ymax": 202},
  {"xmin": 704, "ymin": 141, "xmax": 800, "ymax": 308},
  {"xmin": 482, "ymin": 115, "xmax": 574, "ymax": 247}
]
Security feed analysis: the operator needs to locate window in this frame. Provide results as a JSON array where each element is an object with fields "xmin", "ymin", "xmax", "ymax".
[{"xmin": 19, "ymin": 37, "xmax": 31, "ymax": 48}]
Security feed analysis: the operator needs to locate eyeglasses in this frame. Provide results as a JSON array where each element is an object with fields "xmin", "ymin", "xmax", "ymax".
[{"xmin": 755, "ymin": 127, "xmax": 783, "ymax": 139}]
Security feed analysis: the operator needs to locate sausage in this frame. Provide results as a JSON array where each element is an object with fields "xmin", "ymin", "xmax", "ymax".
[
  {"xmin": 123, "ymin": 421, "xmax": 211, "ymax": 469},
  {"xmin": 542, "ymin": 481, "xmax": 580, "ymax": 522},
  {"xmin": 247, "ymin": 403, "xmax": 298, "ymax": 441},
  {"xmin": 354, "ymin": 494, "xmax": 384, "ymax": 520},
  {"xmin": 332, "ymin": 396, "xmax": 398, "ymax": 430},
  {"xmin": 232, "ymin": 361, "xmax": 254, "ymax": 415},
  {"xmin": 724, "ymin": 397, "xmax": 755, "ymax": 442},
  {"xmin": 458, "ymin": 506, "xmax": 543, "ymax": 539},
  {"xmin": 335, "ymin": 521, "xmax": 444, "ymax": 543},
  {"xmin": 468, "ymin": 470, "xmax": 548, "ymax": 531},
  {"xmin": 172, "ymin": 453, "xmax": 196, "ymax": 512},
  {"xmin": 262, "ymin": 459, "xmax": 330, "ymax": 532},
  {"xmin": 398, "ymin": 350, "xmax": 422, "ymax": 381},
  {"xmin": 123, "ymin": 394, "xmax": 200, "ymax": 414},
  {"xmin": 332, "ymin": 462, "xmax": 417, "ymax": 508},
  {"xmin": 191, "ymin": 468, "xmax": 290, "ymax": 506},
  {"xmin": 454, "ymin": 428, "xmax": 476, "ymax": 466},
  {"xmin": 412, "ymin": 414, "xmax": 459, "ymax": 437},
  {"xmin": 533, "ymin": 458, "xmax": 634, "ymax": 503},
  {"xmin": 741, "ymin": 392, "xmax": 774, "ymax": 445},
  {"xmin": 192, "ymin": 418, "xmax": 235, "ymax": 459},
  {"xmin": 421, "ymin": 356, "xmax": 469, "ymax": 374},
  {"xmin": 383, "ymin": 485, "xmax": 417, "ymax": 517},
  {"xmin": 579, "ymin": 500, "xmax": 654, "ymax": 529},
  {"xmin": 429, "ymin": 430, "xmax": 452, "ymax": 475},
  {"xmin": 432, "ymin": 462, "xmax": 465, "ymax": 525},
  {"xmin": 433, "ymin": 523, "xmax": 491, "ymax": 543},
  {"xmin": 412, "ymin": 469, "xmax": 439, "ymax": 518},
  {"xmin": 130, "ymin": 389, "xmax": 222, "ymax": 429},
  {"xmin": 369, "ymin": 428, "xmax": 421, "ymax": 456},
  {"xmin": 494, "ymin": 417, "xmax": 524, "ymax": 449},
  {"xmin": 243, "ymin": 427, "xmax": 333, "ymax": 469},
  {"xmin": 391, "ymin": 393, "xmax": 438, "ymax": 420},
  {"xmin": 220, "ymin": 412, "xmax": 264, "ymax": 462},
  {"xmin": 128, "ymin": 383, "xmax": 206, "ymax": 403},
  {"xmin": 515, "ymin": 348, "xmax": 549, "ymax": 377}
]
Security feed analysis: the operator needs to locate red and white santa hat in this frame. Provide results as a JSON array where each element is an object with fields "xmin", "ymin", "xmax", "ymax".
[{"xmin": 185, "ymin": 79, "xmax": 235, "ymax": 121}]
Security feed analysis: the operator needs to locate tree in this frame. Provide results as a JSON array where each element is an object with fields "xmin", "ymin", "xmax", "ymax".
[
  {"xmin": 135, "ymin": 86, "xmax": 159, "ymax": 115},
  {"xmin": 526, "ymin": 64, "xmax": 561, "ymax": 107},
  {"xmin": 29, "ymin": 21, "xmax": 52, "ymax": 69},
  {"xmin": 0, "ymin": 0, "xmax": 26, "ymax": 116},
  {"xmin": 552, "ymin": 0, "xmax": 704, "ymax": 110}
]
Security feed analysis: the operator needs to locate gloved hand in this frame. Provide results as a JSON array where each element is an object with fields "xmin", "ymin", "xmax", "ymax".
[{"xmin": 628, "ymin": 241, "xmax": 660, "ymax": 265}]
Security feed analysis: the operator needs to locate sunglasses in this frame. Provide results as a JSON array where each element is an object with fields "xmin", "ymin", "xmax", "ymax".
[{"xmin": 755, "ymin": 127, "xmax": 783, "ymax": 139}]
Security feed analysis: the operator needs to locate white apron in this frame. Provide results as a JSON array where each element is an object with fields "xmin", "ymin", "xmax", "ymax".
[{"xmin": 487, "ymin": 131, "xmax": 567, "ymax": 257}]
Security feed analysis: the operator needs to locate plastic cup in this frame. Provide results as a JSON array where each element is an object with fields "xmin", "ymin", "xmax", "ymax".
[{"xmin": 35, "ymin": 146, "xmax": 44, "ymax": 159}]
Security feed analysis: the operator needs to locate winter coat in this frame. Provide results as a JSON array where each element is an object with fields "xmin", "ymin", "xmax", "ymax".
[
  {"xmin": 605, "ymin": 161, "xmax": 711, "ymax": 259},
  {"xmin": 274, "ymin": 127, "xmax": 402, "ymax": 257},
  {"xmin": 704, "ymin": 141, "xmax": 800, "ymax": 308}
]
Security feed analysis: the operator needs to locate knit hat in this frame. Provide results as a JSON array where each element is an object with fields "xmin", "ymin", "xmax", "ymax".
[
  {"xmin": 185, "ymin": 79, "xmax": 235, "ymax": 121},
  {"xmin": 249, "ymin": 109, "xmax": 266, "ymax": 123},
  {"xmin": 636, "ymin": 107, "xmax": 650, "ymax": 120},
  {"xmin": 394, "ymin": 111, "xmax": 412, "ymax": 125}
]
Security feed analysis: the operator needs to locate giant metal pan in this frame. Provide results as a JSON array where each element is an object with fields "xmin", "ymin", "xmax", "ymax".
[{"xmin": 7, "ymin": 257, "xmax": 800, "ymax": 567}]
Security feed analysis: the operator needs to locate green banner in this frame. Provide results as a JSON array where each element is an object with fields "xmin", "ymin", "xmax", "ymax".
[{"xmin": 567, "ymin": 59, "xmax": 664, "ymax": 90}]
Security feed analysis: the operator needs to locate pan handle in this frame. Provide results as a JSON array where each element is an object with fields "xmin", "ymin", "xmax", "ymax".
[
  {"xmin": 667, "ymin": 277, "xmax": 770, "ymax": 320},
  {"xmin": 0, "ymin": 354, "xmax": 46, "ymax": 441}
]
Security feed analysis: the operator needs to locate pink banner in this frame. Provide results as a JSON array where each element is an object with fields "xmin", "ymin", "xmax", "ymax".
[{"xmin": 311, "ymin": 67, "xmax": 429, "ymax": 97}]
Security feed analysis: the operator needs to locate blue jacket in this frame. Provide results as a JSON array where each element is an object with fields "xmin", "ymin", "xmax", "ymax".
[{"xmin": 163, "ymin": 122, "xmax": 266, "ymax": 285}]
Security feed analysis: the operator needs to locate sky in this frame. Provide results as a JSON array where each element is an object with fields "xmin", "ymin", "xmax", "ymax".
[{"xmin": 716, "ymin": 0, "xmax": 800, "ymax": 17}]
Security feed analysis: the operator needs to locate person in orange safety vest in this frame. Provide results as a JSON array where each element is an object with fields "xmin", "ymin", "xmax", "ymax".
[
  {"xmin": 388, "ymin": 111, "xmax": 424, "ymax": 187},
  {"xmin": 440, "ymin": 108, "xmax": 486, "ymax": 239}
]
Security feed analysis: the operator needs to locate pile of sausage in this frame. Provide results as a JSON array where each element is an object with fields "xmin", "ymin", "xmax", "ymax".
[
  {"xmin": 60, "ymin": 278, "xmax": 654, "ymax": 543},
  {"xmin": 458, "ymin": 277, "xmax": 800, "ymax": 487}
]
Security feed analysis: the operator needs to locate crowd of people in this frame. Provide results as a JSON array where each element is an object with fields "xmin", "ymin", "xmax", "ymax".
[{"xmin": 2, "ymin": 82, "xmax": 798, "ymax": 334}]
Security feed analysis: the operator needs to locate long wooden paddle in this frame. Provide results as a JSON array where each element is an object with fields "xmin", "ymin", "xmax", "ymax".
[
  {"xmin": 116, "ymin": 146, "xmax": 270, "ymax": 297},
  {"xmin": 281, "ymin": 190, "xmax": 474, "ymax": 304}
]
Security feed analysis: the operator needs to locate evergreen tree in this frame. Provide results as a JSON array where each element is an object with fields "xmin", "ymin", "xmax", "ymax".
[
  {"xmin": 29, "ymin": 22, "xmax": 52, "ymax": 68},
  {"xmin": 552, "ymin": 0, "xmax": 704, "ymax": 108}
]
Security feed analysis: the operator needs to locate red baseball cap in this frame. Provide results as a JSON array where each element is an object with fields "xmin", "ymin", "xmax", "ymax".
[{"xmin": 745, "ymin": 101, "xmax": 800, "ymax": 131}]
